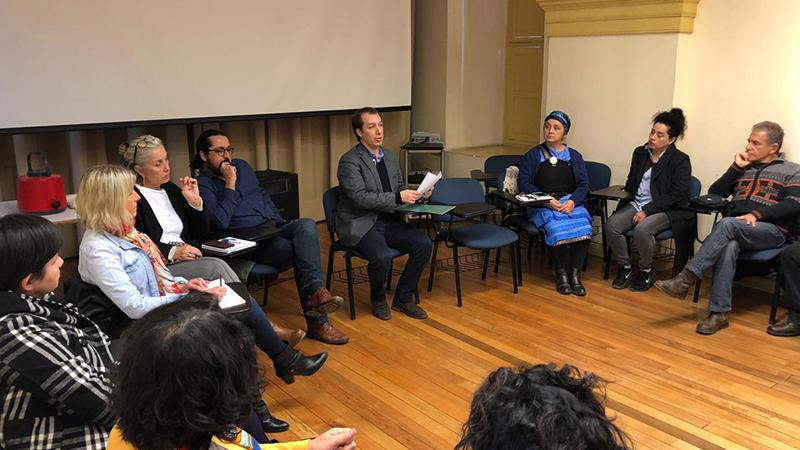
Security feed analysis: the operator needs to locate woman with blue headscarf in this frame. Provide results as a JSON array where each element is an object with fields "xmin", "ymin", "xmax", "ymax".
[{"xmin": 518, "ymin": 111, "xmax": 593, "ymax": 296}]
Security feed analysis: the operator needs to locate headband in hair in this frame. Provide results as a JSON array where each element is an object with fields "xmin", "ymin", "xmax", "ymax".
[{"xmin": 544, "ymin": 111, "xmax": 571, "ymax": 134}]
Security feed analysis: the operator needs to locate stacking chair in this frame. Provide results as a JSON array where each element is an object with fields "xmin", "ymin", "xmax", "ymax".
[
  {"xmin": 691, "ymin": 238, "xmax": 786, "ymax": 322},
  {"xmin": 322, "ymin": 186, "xmax": 416, "ymax": 320},
  {"xmin": 603, "ymin": 176, "xmax": 702, "ymax": 279},
  {"xmin": 483, "ymin": 154, "xmax": 523, "ymax": 192},
  {"xmin": 427, "ymin": 178, "xmax": 520, "ymax": 306}
]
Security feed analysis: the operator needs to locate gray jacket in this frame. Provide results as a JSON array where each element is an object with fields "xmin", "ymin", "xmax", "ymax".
[{"xmin": 336, "ymin": 144, "xmax": 404, "ymax": 246}]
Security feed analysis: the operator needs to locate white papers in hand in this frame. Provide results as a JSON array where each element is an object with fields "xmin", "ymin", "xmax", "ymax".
[
  {"xmin": 416, "ymin": 171, "xmax": 442, "ymax": 195},
  {"xmin": 209, "ymin": 278, "xmax": 247, "ymax": 310}
]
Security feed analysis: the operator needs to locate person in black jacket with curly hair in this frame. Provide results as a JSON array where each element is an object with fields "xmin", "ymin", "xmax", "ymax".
[{"xmin": 605, "ymin": 108, "xmax": 692, "ymax": 291}]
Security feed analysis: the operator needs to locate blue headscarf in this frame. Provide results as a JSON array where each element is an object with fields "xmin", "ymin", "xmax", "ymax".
[{"xmin": 544, "ymin": 110, "xmax": 571, "ymax": 134}]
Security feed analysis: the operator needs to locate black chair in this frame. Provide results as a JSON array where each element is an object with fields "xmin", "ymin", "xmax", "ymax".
[
  {"xmin": 322, "ymin": 186, "xmax": 417, "ymax": 320},
  {"xmin": 427, "ymin": 178, "xmax": 520, "ymax": 306}
]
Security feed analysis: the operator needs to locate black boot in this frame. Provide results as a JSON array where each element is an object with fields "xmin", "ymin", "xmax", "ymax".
[
  {"xmin": 555, "ymin": 268, "xmax": 572, "ymax": 295},
  {"xmin": 272, "ymin": 344, "xmax": 328, "ymax": 384},
  {"xmin": 253, "ymin": 399, "xmax": 289, "ymax": 433},
  {"xmin": 569, "ymin": 268, "xmax": 586, "ymax": 296}
]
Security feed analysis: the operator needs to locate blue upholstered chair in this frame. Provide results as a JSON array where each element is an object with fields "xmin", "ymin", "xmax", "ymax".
[
  {"xmin": 322, "ymin": 186, "xmax": 415, "ymax": 320},
  {"xmin": 483, "ymin": 154, "xmax": 523, "ymax": 191},
  {"xmin": 427, "ymin": 178, "xmax": 520, "ymax": 306}
]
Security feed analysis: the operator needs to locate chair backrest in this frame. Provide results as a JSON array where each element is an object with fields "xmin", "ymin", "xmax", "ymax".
[
  {"xmin": 584, "ymin": 161, "xmax": 611, "ymax": 191},
  {"xmin": 689, "ymin": 176, "xmax": 702, "ymax": 199},
  {"xmin": 430, "ymin": 178, "xmax": 485, "ymax": 205},
  {"xmin": 322, "ymin": 186, "xmax": 339, "ymax": 234},
  {"xmin": 484, "ymin": 155, "xmax": 523, "ymax": 189}
]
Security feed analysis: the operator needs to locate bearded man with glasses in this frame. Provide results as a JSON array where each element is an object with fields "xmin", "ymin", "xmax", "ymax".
[{"xmin": 194, "ymin": 129, "xmax": 349, "ymax": 345}]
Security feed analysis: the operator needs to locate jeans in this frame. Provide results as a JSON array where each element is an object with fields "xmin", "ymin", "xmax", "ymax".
[
  {"xmin": 781, "ymin": 242, "xmax": 800, "ymax": 322},
  {"xmin": 243, "ymin": 297, "xmax": 287, "ymax": 357},
  {"xmin": 605, "ymin": 203, "xmax": 671, "ymax": 269},
  {"xmin": 247, "ymin": 219, "xmax": 327, "ymax": 325},
  {"xmin": 351, "ymin": 217, "xmax": 432, "ymax": 305},
  {"xmin": 685, "ymin": 218, "xmax": 785, "ymax": 313}
]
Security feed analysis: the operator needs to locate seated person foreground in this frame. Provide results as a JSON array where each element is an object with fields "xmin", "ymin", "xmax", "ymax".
[{"xmin": 107, "ymin": 294, "xmax": 357, "ymax": 450}]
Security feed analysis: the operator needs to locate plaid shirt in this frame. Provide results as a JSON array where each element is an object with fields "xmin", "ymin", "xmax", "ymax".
[{"xmin": 0, "ymin": 291, "xmax": 114, "ymax": 449}]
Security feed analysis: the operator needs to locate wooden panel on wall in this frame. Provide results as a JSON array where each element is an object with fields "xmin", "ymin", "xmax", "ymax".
[{"xmin": 504, "ymin": 0, "xmax": 545, "ymax": 146}]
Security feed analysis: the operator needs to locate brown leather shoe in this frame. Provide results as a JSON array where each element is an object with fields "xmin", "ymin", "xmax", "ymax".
[
  {"xmin": 767, "ymin": 320, "xmax": 800, "ymax": 337},
  {"xmin": 307, "ymin": 321, "xmax": 349, "ymax": 345},
  {"xmin": 269, "ymin": 320, "xmax": 305, "ymax": 347},
  {"xmin": 654, "ymin": 269, "xmax": 697, "ymax": 299},
  {"xmin": 696, "ymin": 312, "xmax": 729, "ymax": 335},
  {"xmin": 305, "ymin": 287, "xmax": 344, "ymax": 317}
]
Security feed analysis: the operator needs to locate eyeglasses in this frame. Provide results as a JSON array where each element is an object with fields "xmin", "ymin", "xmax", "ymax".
[{"xmin": 208, "ymin": 146, "xmax": 235, "ymax": 156}]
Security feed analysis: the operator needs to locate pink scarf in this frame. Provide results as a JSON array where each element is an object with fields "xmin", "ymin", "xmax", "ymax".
[{"xmin": 109, "ymin": 225, "xmax": 185, "ymax": 296}]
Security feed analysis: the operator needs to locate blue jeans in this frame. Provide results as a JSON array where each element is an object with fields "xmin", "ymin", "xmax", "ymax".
[
  {"xmin": 247, "ymin": 219, "xmax": 327, "ymax": 325},
  {"xmin": 685, "ymin": 218, "xmax": 785, "ymax": 313},
  {"xmin": 351, "ymin": 217, "xmax": 432, "ymax": 305}
]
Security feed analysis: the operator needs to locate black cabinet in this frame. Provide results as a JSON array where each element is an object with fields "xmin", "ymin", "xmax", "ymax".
[{"xmin": 255, "ymin": 169, "xmax": 299, "ymax": 221}]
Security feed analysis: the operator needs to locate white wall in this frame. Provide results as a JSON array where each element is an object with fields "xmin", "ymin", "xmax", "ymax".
[
  {"xmin": 674, "ymin": 0, "xmax": 800, "ymax": 186},
  {"xmin": 544, "ymin": 33, "xmax": 679, "ymax": 185}
]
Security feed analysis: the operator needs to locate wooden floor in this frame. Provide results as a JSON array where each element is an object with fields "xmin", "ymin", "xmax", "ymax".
[
  {"xmin": 63, "ymin": 223, "xmax": 800, "ymax": 449},
  {"xmin": 252, "ymin": 224, "xmax": 800, "ymax": 449}
]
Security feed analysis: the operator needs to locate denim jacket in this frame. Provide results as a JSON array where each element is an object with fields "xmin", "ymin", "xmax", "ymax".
[{"xmin": 78, "ymin": 230, "xmax": 183, "ymax": 319}]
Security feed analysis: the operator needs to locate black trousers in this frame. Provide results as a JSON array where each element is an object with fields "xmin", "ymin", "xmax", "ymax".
[
  {"xmin": 351, "ymin": 216, "xmax": 432, "ymax": 305},
  {"xmin": 549, "ymin": 239, "xmax": 590, "ymax": 270},
  {"xmin": 781, "ymin": 241, "xmax": 800, "ymax": 322}
]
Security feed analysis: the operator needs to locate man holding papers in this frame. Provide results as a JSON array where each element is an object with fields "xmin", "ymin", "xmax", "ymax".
[{"xmin": 336, "ymin": 107, "xmax": 433, "ymax": 320}]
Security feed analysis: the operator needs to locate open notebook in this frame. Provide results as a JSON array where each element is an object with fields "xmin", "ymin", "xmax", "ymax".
[{"xmin": 208, "ymin": 278, "xmax": 248, "ymax": 311}]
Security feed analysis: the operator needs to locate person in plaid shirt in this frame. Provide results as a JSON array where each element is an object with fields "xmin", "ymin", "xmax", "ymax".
[{"xmin": 0, "ymin": 214, "xmax": 114, "ymax": 449}]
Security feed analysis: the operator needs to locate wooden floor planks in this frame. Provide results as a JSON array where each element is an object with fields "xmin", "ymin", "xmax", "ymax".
[{"xmin": 60, "ymin": 223, "xmax": 800, "ymax": 449}]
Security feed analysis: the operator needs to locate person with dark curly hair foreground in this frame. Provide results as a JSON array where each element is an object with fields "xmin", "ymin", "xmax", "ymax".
[
  {"xmin": 107, "ymin": 293, "xmax": 356, "ymax": 450},
  {"xmin": 455, "ymin": 363, "xmax": 631, "ymax": 450}
]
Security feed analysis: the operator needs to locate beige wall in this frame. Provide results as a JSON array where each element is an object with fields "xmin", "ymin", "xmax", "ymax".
[
  {"xmin": 544, "ymin": 33, "xmax": 680, "ymax": 185},
  {"xmin": 674, "ymin": 0, "xmax": 800, "ymax": 182},
  {"xmin": 541, "ymin": 0, "xmax": 800, "ymax": 270},
  {"xmin": 412, "ymin": 0, "xmax": 507, "ymax": 155}
]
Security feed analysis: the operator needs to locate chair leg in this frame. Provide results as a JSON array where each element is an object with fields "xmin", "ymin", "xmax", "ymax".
[
  {"xmin": 509, "ymin": 244, "xmax": 518, "ymax": 294},
  {"xmin": 453, "ymin": 244, "xmax": 463, "ymax": 307},
  {"xmin": 692, "ymin": 277, "xmax": 701, "ymax": 303},
  {"xmin": 494, "ymin": 247, "xmax": 501, "ymax": 273},
  {"xmin": 386, "ymin": 264, "xmax": 393, "ymax": 293},
  {"xmin": 344, "ymin": 255, "xmax": 356, "ymax": 320},
  {"xmin": 325, "ymin": 247, "xmax": 335, "ymax": 290},
  {"xmin": 603, "ymin": 256, "xmax": 611, "ymax": 280},
  {"xmin": 528, "ymin": 236, "xmax": 534, "ymax": 260},
  {"xmin": 414, "ymin": 287, "xmax": 420, "ymax": 304},
  {"xmin": 481, "ymin": 250, "xmax": 489, "ymax": 280},
  {"xmin": 770, "ymin": 269, "xmax": 783, "ymax": 324},
  {"xmin": 427, "ymin": 240, "xmax": 440, "ymax": 292},
  {"xmin": 516, "ymin": 240, "xmax": 523, "ymax": 286}
]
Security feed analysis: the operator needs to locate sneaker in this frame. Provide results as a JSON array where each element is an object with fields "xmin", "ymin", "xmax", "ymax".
[
  {"xmin": 612, "ymin": 265, "xmax": 634, "ymax": 289},
  {"xmin": 630, "ymin": 269, "xmax": 655, "ymax": 292},
  {"xmin": 391, "ymin": 301, "xmax": 428, "ymax": 320},
  {"xmin": 371, "ymin": 301, "xmax": 392, "ymax": 320}
]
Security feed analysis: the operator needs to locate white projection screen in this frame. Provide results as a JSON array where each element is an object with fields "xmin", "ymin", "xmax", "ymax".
[{"xmin": 0, "ymin": 0, "xmax": 412, "ymax": 132}]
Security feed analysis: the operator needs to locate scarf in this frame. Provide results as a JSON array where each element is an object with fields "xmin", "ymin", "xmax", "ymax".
[{"xmin": 109, "ymin": 225, "xmax": 185, "ymax": 296}]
